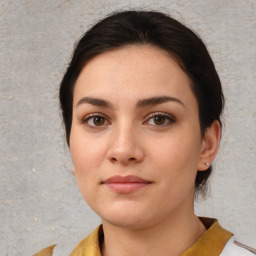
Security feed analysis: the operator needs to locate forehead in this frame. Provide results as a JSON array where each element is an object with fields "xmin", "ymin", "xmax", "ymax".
[{"xmin": 73, "ymin": 45, "xmax": 195, "ymax": 105}]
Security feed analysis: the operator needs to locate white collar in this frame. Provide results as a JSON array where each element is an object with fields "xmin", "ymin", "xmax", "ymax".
[{"xmin": 220, "ymin": 237, "xmax": 256, "ymax": 256}]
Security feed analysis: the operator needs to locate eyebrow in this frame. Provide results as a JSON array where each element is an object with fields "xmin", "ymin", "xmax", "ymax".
[
  {"xmin": 136, "ymin": 96, "xmax": 185, "ymax": 108},
  {"xmin": 76, "ymin": 96, "xmax": 184, "ymax": 109},
  {"xmin": 76, "ymin": 97, "xmax": 114, "ymax": 108}
]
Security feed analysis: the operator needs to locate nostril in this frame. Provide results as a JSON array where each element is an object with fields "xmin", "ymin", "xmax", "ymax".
[{"xmin": 111, "ymin": 157, "xmax": 117, "ymax": 162}]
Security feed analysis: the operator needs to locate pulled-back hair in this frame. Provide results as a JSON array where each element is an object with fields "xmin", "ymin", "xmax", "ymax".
[{"xmin": 59, "ymin": 10, "xmax": 224, "ymax": 195}]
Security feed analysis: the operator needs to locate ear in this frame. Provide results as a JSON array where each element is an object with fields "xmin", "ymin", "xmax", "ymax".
[{"xmin": 197, "ymin": 120, "xmax": 221, "ymax": 171}]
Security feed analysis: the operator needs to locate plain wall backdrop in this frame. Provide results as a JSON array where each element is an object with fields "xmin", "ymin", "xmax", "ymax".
[{"xmin": 0, "ymin": 0, "xmax": 255, "ymax": 255}]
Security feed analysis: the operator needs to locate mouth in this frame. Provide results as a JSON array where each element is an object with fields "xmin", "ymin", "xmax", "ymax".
[{"xmin": 101, "ymin": 175, "xmax": 152, "ymax": 194}]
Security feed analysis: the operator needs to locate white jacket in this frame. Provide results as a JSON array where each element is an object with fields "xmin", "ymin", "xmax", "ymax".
[
  {"xmin": 50, "ymin": 236, "xmax": 256, "ymax": 256},
  {"xmin": 221, "ymin": 237, "xmax": 256, "ymax": 255}
]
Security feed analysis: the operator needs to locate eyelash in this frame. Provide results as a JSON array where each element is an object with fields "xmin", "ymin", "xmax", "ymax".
[
  {"xmin": 144, "ymin": 112, "xmax": 176, "ymax": 127},
  {"xmin": 80, "ymin": 112, "xmax": 176, "ymax": 128},
  {"xmin": 80, "ymin": 113, "xmax": 110, "ymax": 127}
]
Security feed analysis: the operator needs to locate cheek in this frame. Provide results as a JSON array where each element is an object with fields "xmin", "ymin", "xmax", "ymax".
[
  {"xmin": 69, "ymin": 135, "xmax": 100, "ymax": 202},
  {"xmin": 148, "ymin": 131, "xmax": 202, "ymax": 180},
  {"xmin": 151, "ymin": 137, "xmax": 199, "ymax": 164},
  {"xmin": 70, "ymin": 129, "xmax": 105, "ymax": 170}
]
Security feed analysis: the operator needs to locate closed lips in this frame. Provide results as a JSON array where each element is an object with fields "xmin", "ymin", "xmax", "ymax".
[
  {"xmin": 102, "ymin": 175, "xmax": 152, "ymax": 193},
  {"xmin": 102, "ymin": 175, "xmax": 151, "ymax": 184}
]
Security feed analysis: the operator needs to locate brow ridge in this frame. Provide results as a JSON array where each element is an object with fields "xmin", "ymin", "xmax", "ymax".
[
  {"xmin": 76, "ymin": 96, "xmax": 184, "ymax": 109},
  {"xmin": 76, "ymin": 97, "xmax": 113, "ymax": 108},
  {"xmin": 136, "ymin": 96, "xmax": 184, "ymax": 108}
]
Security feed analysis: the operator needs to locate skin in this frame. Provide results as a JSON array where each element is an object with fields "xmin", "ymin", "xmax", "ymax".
[{"xmin": 70, "ymin": 45, "xmax": 220, "ymax": 256}]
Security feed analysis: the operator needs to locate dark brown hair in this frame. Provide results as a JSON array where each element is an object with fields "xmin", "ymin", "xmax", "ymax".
[{"xmin": 59, "ymin": 10, "xmax": 225, "ymax": 195}]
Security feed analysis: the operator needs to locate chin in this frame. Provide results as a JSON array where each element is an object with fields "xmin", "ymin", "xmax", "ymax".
[
  {"xmin": 103, "ymin": 215, "xmax": 152, "ymax": 230},
  {"xmin": 97, "ymin": 205, "xmax": 154, "ymax": 229}
]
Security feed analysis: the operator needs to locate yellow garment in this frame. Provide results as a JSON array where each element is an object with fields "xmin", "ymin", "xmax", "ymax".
[
  {"xmin": 181, "ymin": 217, "xmax": 233, "ymax": 256},
  {"xmin": 70, "ymin": 226, "xmax": 103, "ymax": 256},
  {"xmin": 33, "ymin": 244, "xmax": 56, "ymax": 256},
  {"xmin": 70, "ymin": 218, "xmax": 233, "ymax": 256},
  {"xmin": 34, "ymin": 218, "xmax": 233, "ymax": 256}
]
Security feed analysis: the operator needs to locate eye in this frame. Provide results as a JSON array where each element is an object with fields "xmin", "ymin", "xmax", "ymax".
[
  {"xmin": 81, "ymin": 113, "xmax": 110, "ymax": 127},
  {"xmin": 145, "ymin": 112, "xmax": 176, "ymax": 126}
]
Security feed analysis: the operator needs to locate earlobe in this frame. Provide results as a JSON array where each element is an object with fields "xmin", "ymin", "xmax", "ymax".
[{"xmin": 198, "ymin": 120, "xmax": 221, "ymax": 171}]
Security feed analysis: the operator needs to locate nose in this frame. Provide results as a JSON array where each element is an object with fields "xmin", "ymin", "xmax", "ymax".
[{"xmin": 107, "ymin": 124, "xmax": 145, "ymax": 166}]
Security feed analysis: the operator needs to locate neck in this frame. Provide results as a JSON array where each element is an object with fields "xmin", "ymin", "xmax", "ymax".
[{"xmin": 101, "ymin": 211, "xmax": 206, "ymax": 256}]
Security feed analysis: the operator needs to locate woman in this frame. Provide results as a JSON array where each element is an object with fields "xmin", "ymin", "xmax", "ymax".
[{"xmin": 34, "ymin": 10, "xmax": 255, "ymax": 256}]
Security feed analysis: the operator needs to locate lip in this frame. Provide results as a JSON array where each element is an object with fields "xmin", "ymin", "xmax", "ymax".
[{"xmin": 102, "ymin": 175, "xmax": 152, "ymax": 194}]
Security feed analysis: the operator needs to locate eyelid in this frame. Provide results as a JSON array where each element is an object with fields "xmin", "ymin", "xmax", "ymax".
[
  {"xmin": 144, "ymin": 111, "xmax": 176, "ymax": 125},
  {"xmin": 145, "ymin": 111, "xmax": 175, "ymax": 120},
  {"xmin": 80, "ymin": 112, "xmax": 111, "ymax": 126},
  {"xmin": 79, "ymin": 111, "xmax": 175, "ymax": 127}
]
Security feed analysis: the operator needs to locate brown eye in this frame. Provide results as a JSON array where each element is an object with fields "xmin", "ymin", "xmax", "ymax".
[
  {"xmin": 145, "ymin": 112, "xmax": 176, "ymax": 127},
  {"xmin": 153, "ymin": 116, "xmax": 166, "ymax": 125},
  {"xmin": 82, "ymin": 114, "xmax": 109, "ymax": 127},
  {"xmin": 93, "ymin": 116, "xmax": 105, "ymax": 126}
]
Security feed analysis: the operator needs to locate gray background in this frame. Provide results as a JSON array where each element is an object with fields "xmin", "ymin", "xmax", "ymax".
[{"xmin": 1, "ymin": 0, "xmax": 255, "ymax": 255}]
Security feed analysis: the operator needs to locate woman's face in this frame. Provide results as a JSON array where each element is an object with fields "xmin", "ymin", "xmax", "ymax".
[{"xmin": 70, "ymin": 45, "xmax": 209, "ymax": 229}]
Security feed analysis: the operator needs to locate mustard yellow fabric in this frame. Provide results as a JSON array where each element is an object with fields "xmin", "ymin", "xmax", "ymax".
[
  {"xmin": 34, "ymin": 218, "xmax": 233, "ymax": 256},
  {"xmin": 180, "ymin": 217, "xmax": 233, "ymax": 256},
  {"xmin": 70, "ymin": 218, "xmax": 233, "ymax": 256},
  {"xmin": 70, "ymin": 226, "xmax": 103, "ymax": 256},
  {"xmin": 33, "ymin": 244, "xmax": 56, "ymax": 256}
]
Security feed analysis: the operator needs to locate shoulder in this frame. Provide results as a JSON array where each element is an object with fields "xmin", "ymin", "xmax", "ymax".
[
  {"xmin": 33, "ymin": 244, "xmax": 56, "ymax": 256},
  {"xmin": 70, "ymin": 225, "xmax": 102, "ymax": 256},
  {"xmin": 221, "ymin": 237, "xmax": 256, "ymax": 256},
  {"xmin": 33, "ymin": 226, "xmax": 102, "ymax": 256}
]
